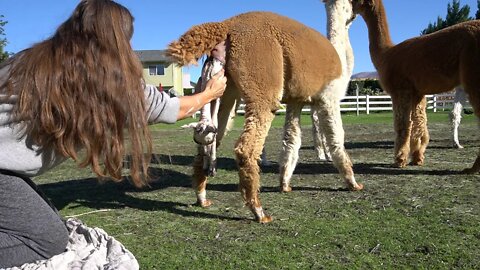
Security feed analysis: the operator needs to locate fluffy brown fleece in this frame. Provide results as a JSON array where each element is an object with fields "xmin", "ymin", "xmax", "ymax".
[
  {"xmin": 168, "ymin": 11, "xmax": 363, "ymax": 223},
  {"xmin": 353, "ymin": 0, "xmax": 480, "ymax": 172}
]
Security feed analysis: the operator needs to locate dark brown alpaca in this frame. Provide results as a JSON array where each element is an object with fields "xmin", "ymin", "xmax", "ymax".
[
  {"xmin": 168, "ymin": 11, "xmax": 363, "ymax": 223},
  {"xmin": 353, "ymin": 0, "xmax": 480, "ymax": 172}
]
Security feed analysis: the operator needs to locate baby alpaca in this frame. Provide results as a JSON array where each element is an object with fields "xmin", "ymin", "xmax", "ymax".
[{"xmin": 168, "ymin": 11, "xmax": 363, "ymax": 223}]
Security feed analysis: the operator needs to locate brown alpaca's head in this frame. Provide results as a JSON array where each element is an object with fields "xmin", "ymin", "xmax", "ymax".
[
  {"xmin": 167, "ymin": 42, "xmax": 198, "ymax": 66},
  {"xmin": 167, "ymin": 22, "xmax": 228, "ymax": 66},
  {"xmin": 167, "ymin": 24, "xmax": 214, "ymax": 66},
  {"xmin": 352, "ymin": 0, "xmax": 376, "ymax": 15}
]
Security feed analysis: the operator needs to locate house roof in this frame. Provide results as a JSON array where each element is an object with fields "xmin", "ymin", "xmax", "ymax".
[{"xmin": 135, "ymin": 50, "xmax": 171, "ymax": 63}]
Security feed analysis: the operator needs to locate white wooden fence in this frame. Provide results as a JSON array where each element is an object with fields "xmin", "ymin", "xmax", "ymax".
[{"xmin": 233, "ymin": 93, "xmax": 468, "ymax": 115}]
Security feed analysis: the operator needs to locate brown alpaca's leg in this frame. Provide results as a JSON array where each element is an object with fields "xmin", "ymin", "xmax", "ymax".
[
  {"xmin": 392, "ymin": 94, "xmax": 414, "ymax": 168},
  {"xmin": 234, "ymin": 106, "xmax": 275, "ymax": 223},
  {"xmin": 463, "ymin": 155, "xmax": 480, "ymax": 174},
  {"xmin": 410, "ymin": 96, "xmax": 430, "ymax": 166},
  {"xmin": 461, "ymin": 84, "xmax": 480, "ymax": 173},
  {"xmin": 279, "ymin": 103, "xmax": 303, "ymax": 192},
  {"xmin": 192, "ymin": 148, "xmax": 212, "ymax": 207},
  {"xmin": 312, "ymin": 99, "xmax": 363, "ymax": 191}
]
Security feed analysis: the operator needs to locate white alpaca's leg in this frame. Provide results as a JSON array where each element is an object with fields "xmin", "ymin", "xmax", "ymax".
[
  {"xmin": 313, "ymin": 94, "xmax": 362, "ymax": 191},
  {"xmin": 450, "ymin": 100, "xmax": 463, "ymax": 149},
  {"xmin": 279, "ymin": 103, "xmax": 303, "ymax": 192},
  {"xmin": 450, "ymin": 87, "xmax": 467, "ymax": 149},
  {"xmin": 311, "ymin": 110, "xmax": 331, "ymax": 161}
]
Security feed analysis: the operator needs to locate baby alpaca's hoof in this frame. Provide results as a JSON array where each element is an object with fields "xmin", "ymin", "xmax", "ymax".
[
  {"xmin": 196, "ymin": 199, "xmax": 213, "ymax": 208},
  {"xmin": 350, "ymin": 183, "xmax": 364, "ymax": 191},
  {"xmin": 281, "ymin": 185, "xmax": 292, "ymax": 193},
  {"xmin": 257, "ymin": 215, "xmax": 273, "ymax": 224},
  {"xmin": 410, "ymin": 160, "xmax": 424, "ymax": 166},
  {"xmin": 392, "ymin": 162, "xmax": 407, "ymax": 168},
  {"xmin": 252, "ymin": 206, "xmax": 272, "ymax": 223}
]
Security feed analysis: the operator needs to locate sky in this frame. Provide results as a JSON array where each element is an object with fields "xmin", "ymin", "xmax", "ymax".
[{"xmin": 2, "ymin": 0, "xmax": 479, "ymax": 80}]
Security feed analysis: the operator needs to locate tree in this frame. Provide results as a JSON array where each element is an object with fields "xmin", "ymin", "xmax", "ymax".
[
  {"xmin": 347, "ymin": 79, "xmax": 383, "ymax": 96},
  {"xmin": 421, "ymin": 0, "xmax": 472, "ymax": 35},
  {"xmin": 476, "ymin": 0, "xmax": 480, "ymax": 19},
  {"xmin": 0, "ymin": 15, "xmax": 9, "ymax": 62},
  {"xmin": 422, "ymin": 16, "xmax": 447, "ymax": 35}
]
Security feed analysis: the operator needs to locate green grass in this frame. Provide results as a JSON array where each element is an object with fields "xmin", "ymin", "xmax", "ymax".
[{"xmin": 35, "ymin": 111, "xmax": 480, "ymax": 269}]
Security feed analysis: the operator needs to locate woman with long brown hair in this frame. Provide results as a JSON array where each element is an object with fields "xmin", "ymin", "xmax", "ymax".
[{"xmin": 0, "ymin": 0, "xmax": 226, "ymax": 267}]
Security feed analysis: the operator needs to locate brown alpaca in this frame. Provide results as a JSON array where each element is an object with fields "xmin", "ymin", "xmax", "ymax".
[
  {"xmin": 168, "ymin": 11, "xmax": 363, "ymax": 223},
  {"xmin": 353, "ymin": 0, "xmax": 480, "ymax": 172}
]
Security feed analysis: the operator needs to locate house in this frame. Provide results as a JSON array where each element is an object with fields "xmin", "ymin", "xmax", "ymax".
[{"xmin": 135, "ymin": 50, "xmax": 193, "ymax": 96}]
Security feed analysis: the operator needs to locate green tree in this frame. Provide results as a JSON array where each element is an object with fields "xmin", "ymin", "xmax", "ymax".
[
  {"xmin": 347, "ymin": 79, "xmax": 383, "ymax": 96},
  {"xmin": 0, "ymin": 15, "xmax": 10, "ymax": 62},
  {"xmin": 421, "ymin": 0, "xmax": 472, "ymax": 35},
  {"xmin": 476, "ymin": 0, "xmax": 480, "ymax": 19}
]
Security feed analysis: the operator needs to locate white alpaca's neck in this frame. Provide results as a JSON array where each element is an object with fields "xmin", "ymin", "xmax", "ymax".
[{"xmin": 324, "ymin": 0, "xmax": 354, "ymax": 79}]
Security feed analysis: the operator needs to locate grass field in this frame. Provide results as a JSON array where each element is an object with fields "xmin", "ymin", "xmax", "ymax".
[{"xmin": 35, "ymin": 111, "xmax": 480, "ymax": 269}]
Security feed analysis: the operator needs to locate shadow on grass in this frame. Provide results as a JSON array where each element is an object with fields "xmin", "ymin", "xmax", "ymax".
[
  {"xmin": 301, "ymin": 140, "xmax": 395, "ymax": 150},
  {"xmin": 260, "ymin": 186, "xmax": 350, "ymax": 193},
  {"xmin": 427, "ymin": 139, "xmax": 479, "ymax": 149},
  {"xmin": 147, "ymin": 153, "xmax": 465, "ymax": 177},
  {"xmin": 149, "ymin": 153, "xmax": 238, "ymax": 170},
  {"xmin": 39, "ymin": 168, "xmax": 243, "ymax": 221},
  {"xmin": 38, "ymin": 159, "xmax": 465, "ymax": 223},
  {"xmin": 262, "ymin": 162, "xmax": 464, "ymax": 176},
  {"xmin": 353, "ymin": 163, "xmax": 465, "ymax": 176}
]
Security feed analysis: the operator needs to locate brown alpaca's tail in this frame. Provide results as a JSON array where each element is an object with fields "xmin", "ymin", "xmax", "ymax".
[{"xmin": 167, "ymin": 22, "xmax": 229, "ymax": 66}]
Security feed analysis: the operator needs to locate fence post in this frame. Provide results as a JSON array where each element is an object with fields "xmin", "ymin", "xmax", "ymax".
[
  {"xmin": 355, "ymin": 84, "xmax": 360, "ymax": 116},
  {"xmin": 433, "ymin": 95, "xmax": 437, "ymax": 113},
  {"xmin": 366, "ymin": 95, "xmax": 370, "ymax": 115}
]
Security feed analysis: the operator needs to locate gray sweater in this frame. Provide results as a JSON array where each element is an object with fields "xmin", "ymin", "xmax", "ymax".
[{"xmin": 0, "ymin": 59, "xmax": 180, "ymax": 176}]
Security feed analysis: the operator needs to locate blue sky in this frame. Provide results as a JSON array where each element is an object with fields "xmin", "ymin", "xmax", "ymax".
[{"xmin": 2, "ymin": 0, "xmax": 479, "ymax": 80}]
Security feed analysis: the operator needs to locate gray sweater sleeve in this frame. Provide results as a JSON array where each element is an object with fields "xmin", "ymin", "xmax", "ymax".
[{"xmin": 144, "ymin": 84, "xmax": 180, "ymax": 124}]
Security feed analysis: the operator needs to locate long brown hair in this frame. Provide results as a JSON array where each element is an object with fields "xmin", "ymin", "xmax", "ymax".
[{"xmin": 5, "ymin": 0, "xmax": 151, "ymax": 187}]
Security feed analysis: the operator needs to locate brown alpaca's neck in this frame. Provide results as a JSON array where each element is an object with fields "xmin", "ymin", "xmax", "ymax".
[{"xmin": 361, "ymin": 0, "xmax": 394, "ymax": 69}]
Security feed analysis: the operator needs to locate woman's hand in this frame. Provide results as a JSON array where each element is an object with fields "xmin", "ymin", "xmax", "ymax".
[
  {"xmin": 175, "ymin": 70, "xmax": 227, "ymax": 120},
  {"xmin": 203, "ymin": 69, "xmax": 227, "ymax": 102}
]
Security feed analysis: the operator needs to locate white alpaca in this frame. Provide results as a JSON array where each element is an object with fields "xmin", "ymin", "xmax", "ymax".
[
  {"xmin": 260, "ymin": 0, "xmax": 356, "ymax": 166},
  {"xmin": 312, "ymin": 0, "xmax": 356, "ymax": 162},
  {"xmin": 450, "ymin": 86, "xmax": 468, "ymax": 149},
  {"xmin": 279, "ymin": 0, "xmax": 359, "ymax": 192}
]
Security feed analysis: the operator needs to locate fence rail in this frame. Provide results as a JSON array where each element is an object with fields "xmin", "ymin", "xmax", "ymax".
[{"xmin": 233, "ymin": 93, "xmax": 470, "ymax": 115}]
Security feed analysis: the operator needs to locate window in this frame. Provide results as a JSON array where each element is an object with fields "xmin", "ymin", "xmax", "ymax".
[{"xmin": 148, "ymin": 64, "xmax": 165, "ymax": 76}]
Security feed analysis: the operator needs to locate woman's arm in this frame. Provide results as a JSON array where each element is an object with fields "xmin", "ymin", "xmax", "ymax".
[
  {"xmin": 144, "ymin": 70, "xmax": 227, "ymax": 124},
  {"xmin": 176, "ymin": 70, "xmax": 227, "ymax": 120}
]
